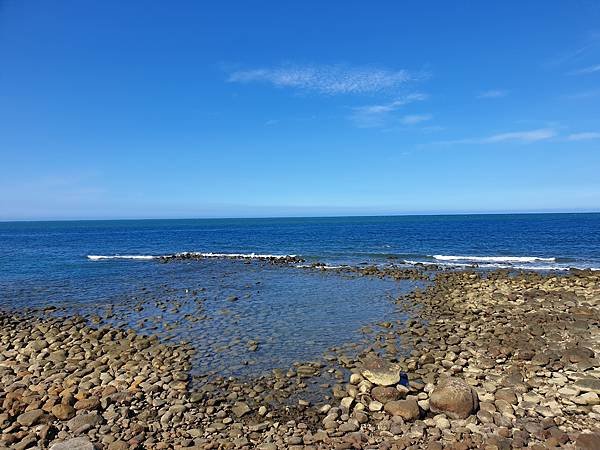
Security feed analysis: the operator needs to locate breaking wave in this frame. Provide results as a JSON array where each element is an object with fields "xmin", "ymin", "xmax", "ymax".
[
  {"xmin": 432, "ymin": 255, "xmax": 556, "ymax": 263},
  {"xmin": 87, "ymin": 255, "xmax": 155, "ymax": 261}
]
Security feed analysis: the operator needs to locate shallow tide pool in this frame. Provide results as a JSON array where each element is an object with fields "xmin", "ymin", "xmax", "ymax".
[{"xmin": 2, "ymin": 258, "xmax": 420, "ymax": 377}]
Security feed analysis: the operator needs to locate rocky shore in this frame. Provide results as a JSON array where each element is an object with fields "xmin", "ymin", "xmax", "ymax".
[{"xmin": 1, "ymin": 268, "xmax": 599, "ymax": 449}]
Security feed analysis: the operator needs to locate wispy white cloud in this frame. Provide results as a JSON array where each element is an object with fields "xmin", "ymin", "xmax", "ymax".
[
  {"xmin": 350, "ymin": 93, "xmax": 428, "ymax": 127},
  {"xmin": 228, "ymin": 64, "xmax": 419, "ymax": 95},
  {"xmin": 477, "ymin": 89, "xmax": 509, "ymax": 99},
  {"xmin": 547, "ymin": 32, "xmax": 600, "ymax": 68},
  {"xmin": 435, "ymin": 128, "xmax": 557, "ymax": 145},
  {"xmin": 400, "ymin": 114, "xmax": 433, "ymax": 125},
  {"xmin": 566, "ymin": 132, "xmax": 600, "ymax": 141},
  {"xmin": 564, "ymin": 89, "xmax": 600, "ymax": 100},
  {"xmin": 570, "ymin": 64, "xmax": 600, "ymax": 75},
  {"xmin": 481, "ymin": 128, "xmax": 557, "ymax": 143}
]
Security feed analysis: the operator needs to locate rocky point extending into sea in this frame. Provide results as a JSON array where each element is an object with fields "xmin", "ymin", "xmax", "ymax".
[{"xmin": 1, "ymin": 268, "xmax": 599, "ymax": 449}]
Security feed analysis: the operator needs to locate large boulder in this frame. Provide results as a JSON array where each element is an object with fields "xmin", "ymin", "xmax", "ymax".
[
  {"xmin": 360, "ymin": 357, "xmax": 401, "ymax": 386},
  {"xmin": 429, "ymin": 377, "xmax": 479, "ymax": 419}
]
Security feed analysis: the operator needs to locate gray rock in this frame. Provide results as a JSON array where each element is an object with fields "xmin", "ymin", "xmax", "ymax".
[
  {"xmin": 67, "ymin": 412, "xmax": 102, "ymax": 433},
  {"xmin": 16, "ymin": 409, "xmax": 46, "ymax": 427},
  {"xmin": 360, "ymin": 357, "xmax": 401, "ymax": 386},
  {"xmin": 231, "ymin": 401, "xmax": 251, "ymax": 418},
  {"xmin": 575, "ymin": 378, "xmax": 600, "ymax": 394},
  {"xmin": 50, "ymin": 437, "xmax": 95, "ymax": 450}
]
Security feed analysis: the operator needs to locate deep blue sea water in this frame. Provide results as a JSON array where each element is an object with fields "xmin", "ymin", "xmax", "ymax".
[{"xmin": 0, "ymin": 213, "xmax": 598, "ymax": 376}]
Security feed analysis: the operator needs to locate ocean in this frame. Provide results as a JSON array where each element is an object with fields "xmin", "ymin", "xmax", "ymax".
[{"xmin": 1, "ymin": 213, "xmax": 598, "ymax": 376}]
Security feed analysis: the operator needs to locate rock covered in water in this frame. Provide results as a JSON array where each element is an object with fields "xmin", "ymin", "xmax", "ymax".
[{"xmin": 429, "ymin": 377, "xmax": 479, "ymax": 419}]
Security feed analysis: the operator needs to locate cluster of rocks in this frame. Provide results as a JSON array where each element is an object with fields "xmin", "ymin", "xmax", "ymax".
[
  {"xmin": 0, "ymin": 313, "xmax": 198, "ymax": 449},
  {"xmin": 157, "ymin": 253, "xmax": 305, "ymax": 265},
  {"xmin": 1, "ymin": 268, "xmax": 599, "ymax": 449},
  {"xmin": 304, "ymin": 264, "xmax": 431, "ymax": 281},
  {"xmin": 317, "ymin": 269, "xmax": 600, "ymax": 449}
]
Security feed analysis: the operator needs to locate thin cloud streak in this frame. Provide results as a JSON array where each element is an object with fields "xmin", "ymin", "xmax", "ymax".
[
  {"xmin": 564, "ymin": 89, "xmax": 600, "ymax": 100},
  {"xmin": 434, "ymin": 128, "xmax": 557, "ymax": 145},
  {"xmin": 228, "ymin": 64, "xmax": 419, "ymax": 95},
  {"xmin": 477, "ymin": 89, "xmax": 508, "ymax": 99},
  {"xmin": 566, "ymin": 132, "xmax": 600, "ymax": 141},
  {"xmin": 570, "ymin": 64, "xmax": 600, "ymax": 75},
  {"xmin": 400, "ymin": 114, "xmax": 433, "ymax": 125},
  {"xmin": 350, "ymin": 93, "xmax": 428, "ymax": 127}
]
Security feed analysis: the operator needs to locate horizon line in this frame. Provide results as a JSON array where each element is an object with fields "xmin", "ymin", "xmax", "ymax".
[{"xmin": 1, "ymin": 209, "xmax": 599, "ymax": 223}]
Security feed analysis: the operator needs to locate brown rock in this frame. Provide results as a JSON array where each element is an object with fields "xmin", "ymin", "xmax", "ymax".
[
  {"xmin": 372, "ymin": 386, "xmax": 404, "ymax": 403},
  {"xmin": 495, "ymin": 388, "xmax": 517, "ymax": 405},
  {"xmin": 429, "ymin": 377, "xmax": 478, "ymax": 419},
  {"xmin": 384, "ymin": 399, "xmax": 420, "ymax": 420},
  {"xmin": 74, "ymin": 397, "xmax": 100, "ymax": 411},
  {"xmin": 576, "ymin": 432, "xmax": 600, "ymax": 450},
  {"xmin": 51, "ymin": 404, "xmax": 76, "ymax": 420}
]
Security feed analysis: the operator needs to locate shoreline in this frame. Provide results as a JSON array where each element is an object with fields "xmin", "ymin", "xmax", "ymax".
[{"xmin": 0, "ymin": 268, "xmax": 599, "ymax": 449}]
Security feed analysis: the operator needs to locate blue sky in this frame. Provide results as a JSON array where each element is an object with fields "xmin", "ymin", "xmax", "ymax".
[{"xmin": 1, "ymin": 1, "xmax": 599, "ymax": 220}]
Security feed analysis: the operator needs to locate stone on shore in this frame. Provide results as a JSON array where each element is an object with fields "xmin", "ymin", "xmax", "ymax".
[
  {"xmin": 360, "ymin": 357, "xmax": 402, "ymax": 386},
  {"xmin": 49, "ymin": 437, "xmax": 95, "ymax": 450},
  {"xmin": 372, "ymin": 385, "xmax": 405, "ymax": 403},
  {"xmin": 576, "ymin": 432, "xmax": 600, "ymax": 450},
  {"xmin": 231, "ymin": 401, "xmax": 251, "ymax": 417},
  {"xmin": 429, "ymin": 377, "xmax": 478, "ymax": 419},
  {"xmin": 384, "ymin": 399, "xmax": 420, "ymax": 420},
  {"xmin": 17, "ymin": 409, "xmax": 46, "ymax": 427}
]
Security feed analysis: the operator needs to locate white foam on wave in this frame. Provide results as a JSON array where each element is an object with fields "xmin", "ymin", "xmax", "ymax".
[
  {"xmin": 87, "ymin": 255, "xmax": 155, "ymax": 261},
  {"xmin": 405, "ymin": 259, "xmax": 599, "ymax": 271},
  {"xmin": 433, "ymin": 255, "xmax": 556, "ymax": 263}
]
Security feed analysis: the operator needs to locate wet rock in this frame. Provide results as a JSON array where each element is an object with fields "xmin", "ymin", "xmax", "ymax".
[{"xmin": 360, "ymin": 357, "xmax": 402, "ymax": 386}]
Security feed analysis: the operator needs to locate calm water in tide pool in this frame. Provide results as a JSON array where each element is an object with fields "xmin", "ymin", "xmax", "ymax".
[{"xmin": 1, "ymin": 213, "xmax": 599, "ymax": 376}]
